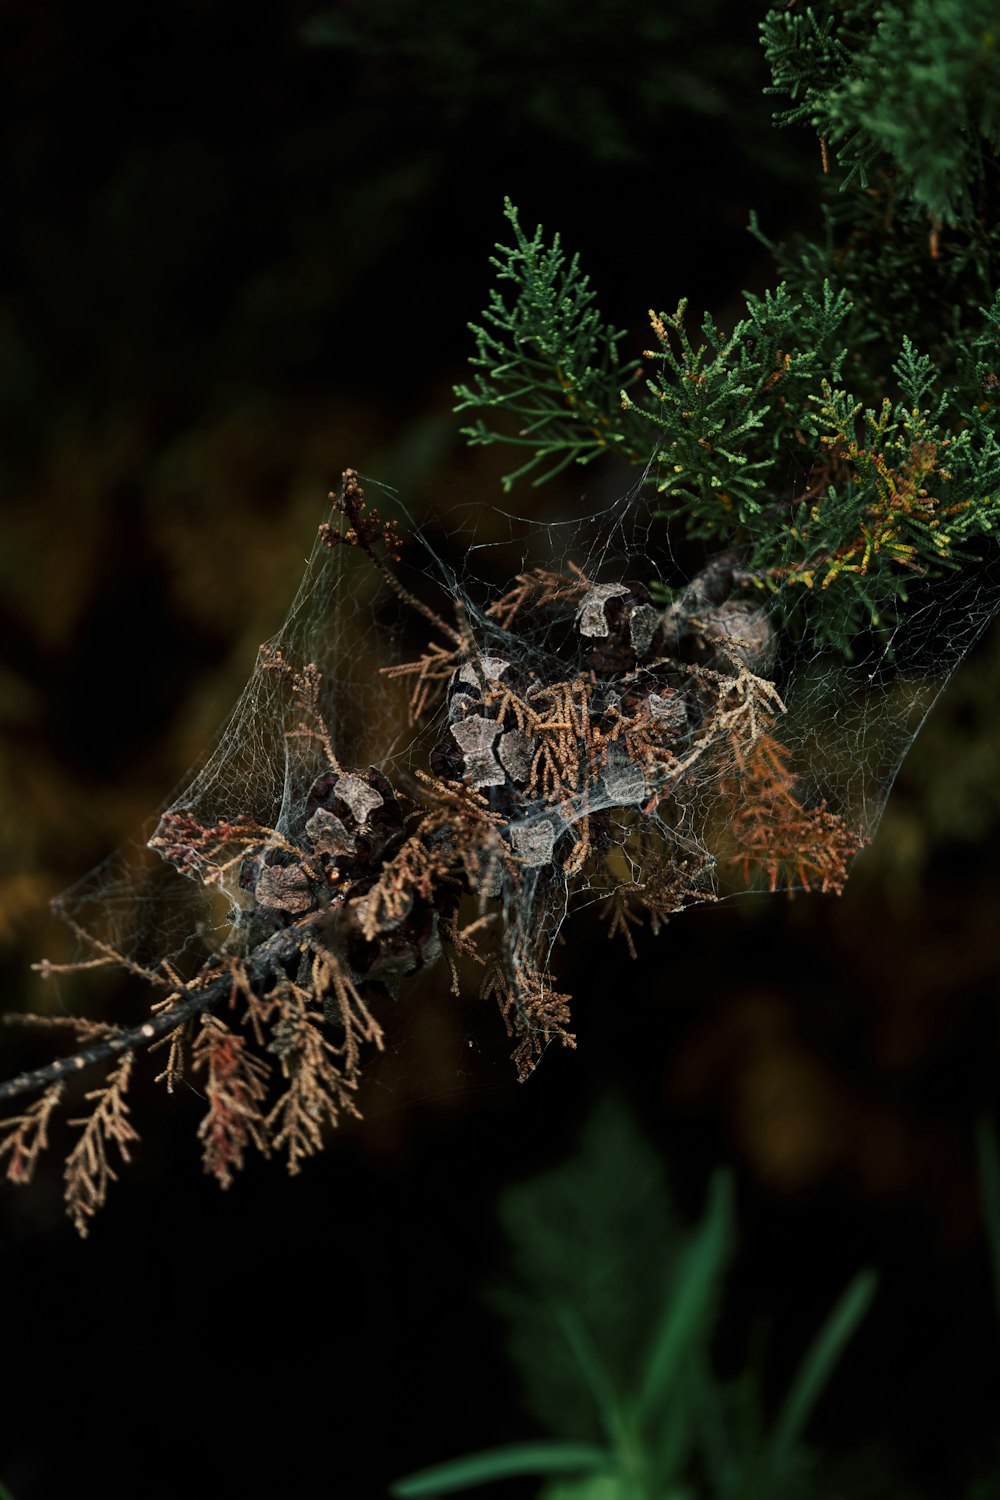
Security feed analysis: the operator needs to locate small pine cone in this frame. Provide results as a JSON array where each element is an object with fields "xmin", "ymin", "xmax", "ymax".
[
  {"xmin": 429, "ymin": 731, "xmax": 466, "ymax": 783},
  {"xmin": 432, "ymin": 655, "xmax": 531, "ymax": 791},
  {"xmin": 304, "ymin": 766, "xmax": 406, "ymax": 870},
  {"xmin": 578, "ymin": 581, "xmax": 662, "ymax": 674},
  {"xmin": 237, "ymin": 846, "xmax": 316, "ymax": 940},
  {"xmin": 344, "ymin": 901, "xmax": 443, "ymax": 985},
  {"xmin": 693, "ymin": 599, "xmax": 776, "ymax": 673},
  {"xmin": 610, "ymin": 668, "xmax": 688, "ymax": 729}
]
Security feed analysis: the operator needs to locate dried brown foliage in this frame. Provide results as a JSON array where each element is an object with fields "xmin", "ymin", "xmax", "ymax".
[
  {"xmin": 720, "ymin": 727, "xmax": 862, "ymax": 894},
  {"xmin": 193, "ymin": 1016, "xmax": 271, "ymax": 1188},
  {"xmin": 0, "ymin": 472, "xmax": 866, "ymax": 1230},
  {"xmin": 0, "ymin": 1084, "xmax": 63, "ymax": 1186},
  {"xmin": 64, "ymin": 1055, "xmax": 140, "ymax": 1236},
  {"xmin": 483, "ymin": 958, "xmax": 576, "ymax": 1084},
  {"xmin": 485, "ymin": 560, "xmax": 593, "ymax": 630}
]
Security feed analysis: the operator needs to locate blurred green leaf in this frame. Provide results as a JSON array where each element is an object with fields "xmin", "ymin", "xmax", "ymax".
[
  {"xmin": 553, "ymin": 1302, "xmax": 627, "ymax": 1451},
  {"xmin": 495, "ymin": 1098, "xmax": 677, "ymax": 1442},
  {"xmin": 406, "ymin": 1103, "xmax": 881, "ymax": 1500},
  {"xmin": 539, "ymin": 1479, "xmax": 632, "ymax": 1500},
  {"xmin": 541, "ymin": 1483, "xmax": 696, "ymax": 1500},
  {"xmin": 389, "ymin": 1441, "xmax": 614, "ymax": 1497},
  {"xmin": 635, "ymin": 1171, "xmax": 734, "ymax": 1423},
  {"xmin": 764, "ymin": 1269, "xmax": 878, "ymax": 1478}
]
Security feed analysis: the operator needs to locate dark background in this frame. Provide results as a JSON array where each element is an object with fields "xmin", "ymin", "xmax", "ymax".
[{"xmin": 2, "ymin": 4, "xmax": 999, "ymax": 1497}]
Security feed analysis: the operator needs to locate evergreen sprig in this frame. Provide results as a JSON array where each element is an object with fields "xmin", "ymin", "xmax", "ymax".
[
  {"xmin": 453, "ymin": 198, "xmax": 645, "ymax": 489},
  {"xmin": 623, "ymin": 280, "xmax": 851, "ymax": 540}
]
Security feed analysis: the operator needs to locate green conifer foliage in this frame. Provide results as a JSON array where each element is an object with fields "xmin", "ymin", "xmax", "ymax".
[
  {"xmin": 456, "ymin": 2, "xmax": 1000, "ymax": 659},
  {"xmin": 453, "ymin": 200, "xmax": 646, "ymax": 487},
  {"xmin": 761, "ymin": 0, "xmax": 999, "ymax": 222}
]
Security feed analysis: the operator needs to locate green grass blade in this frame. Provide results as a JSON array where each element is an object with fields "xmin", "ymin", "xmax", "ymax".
[
  {"xmin": 0, "ymin": 1481, "xmax": 15, "ymax": 1500},
  {"xmin": 552, "ymin": 1300, "xmax": 627, "ymax": 1451},
  {"xmin": 767, "ymin": 1269, "xmax": 877, "ymax": 1473},
  {"xmin": 540, "ymin": 1480, "xmax": 629, "ymax": 1500},
  {"xmin": 691, "ymin": 1356, "xmax": 748, "ymax": 1500},
  {"xmin": 635, "ymin": 1171, "xmax": 733, "ymax": 1424},
  {"xmin": 389, "ymin": 1442, "xmax": 615, "ymax": 1497}
]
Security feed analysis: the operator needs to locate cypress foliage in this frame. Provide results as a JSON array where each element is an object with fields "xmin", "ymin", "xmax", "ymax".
[{"xmin": 455, "ymin": 1, "xmax": 1000, "ymax": 657}]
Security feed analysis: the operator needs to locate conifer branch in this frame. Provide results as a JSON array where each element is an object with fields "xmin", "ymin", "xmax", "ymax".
[{"xmin": 454, "ymin": 198, "xmax": 645, "ymax": 489}]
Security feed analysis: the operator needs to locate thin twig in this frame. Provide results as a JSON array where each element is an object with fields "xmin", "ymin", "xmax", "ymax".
[{"xmin": 0, "ymin": 922, "xmax": 310, "ymax": 1105}]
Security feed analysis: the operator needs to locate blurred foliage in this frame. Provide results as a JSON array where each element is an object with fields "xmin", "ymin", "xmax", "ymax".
[
  {"xmin": 301, "ymin": 0, "xmax": 773, "ymax": 167},
  {"xmin": 392, "ymin": 1100, "xmax": 877, "ymax": 1499},
  {"xmin": 762, "ymin": 0, "xmax": 1000, "ymax": 224},
  {"xmin": 391, "ymin": 1108, "xmax": 1000, "ymax": 1498},
  {"xmin": 756, "ymin": 0, "xmax": 1000, "ymax": 383}
]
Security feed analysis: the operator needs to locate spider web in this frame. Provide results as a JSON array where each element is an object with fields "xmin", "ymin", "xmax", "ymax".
[{"xmin": 31, "ymin": 459, "xmax": 1000, "ymax": 1125}]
